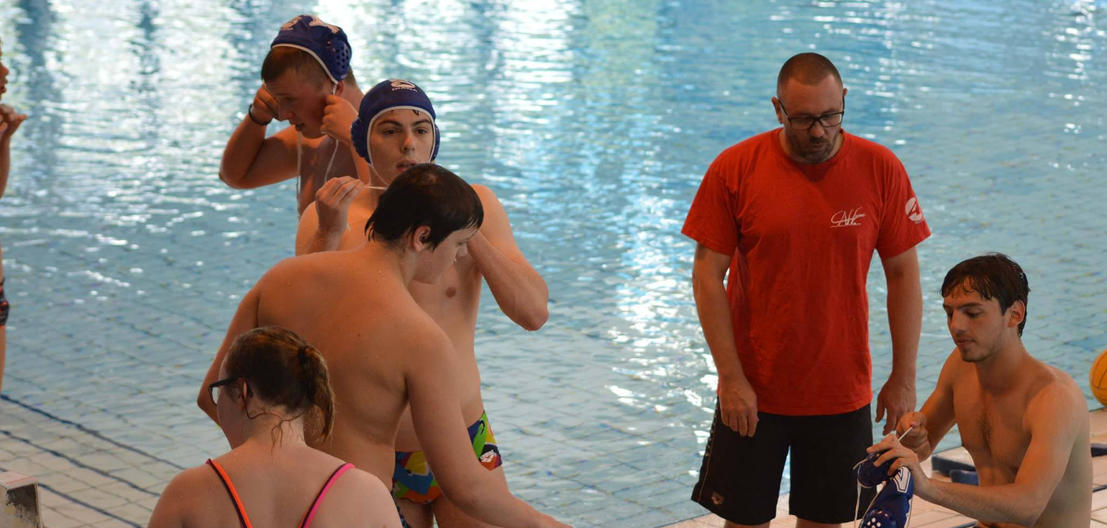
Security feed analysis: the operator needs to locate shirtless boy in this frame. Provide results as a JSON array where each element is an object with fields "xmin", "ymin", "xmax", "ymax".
[
  {"xmin": 219, "ymin": 14, "xmax": 364, "ymax": 215},
  {"xmin": 199, "ymin": 164, "xmax": 566, "ymax": 528},
  {"xmin": 297, "ymin": 79, "xmax": 549, "ymax": 527},
  {"xmin": 871, "ymin": 253, "xmax": 1091, "ymax": 527}
]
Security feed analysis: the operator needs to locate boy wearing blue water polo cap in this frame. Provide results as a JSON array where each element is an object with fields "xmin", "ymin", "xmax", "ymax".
[
  {"xmin": 297, "ymin": 78, "xmax": 441, "ymax": 255},
  {"xmin": 297, "ymin": 79, "xmax": 550, "ymax": 528},
  {"xmin": 218, "ymin": 14, "xmax": 366, "ymax": 216}
]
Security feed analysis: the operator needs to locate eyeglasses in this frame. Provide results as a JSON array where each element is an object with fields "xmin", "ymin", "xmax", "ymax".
[
  {"xmin": 208, "ymin": 376, "xmax": 241, "ymax": 407},
  {"xmin": 778, "ymin": 101, "xmax": 845, "ymax": 130}
]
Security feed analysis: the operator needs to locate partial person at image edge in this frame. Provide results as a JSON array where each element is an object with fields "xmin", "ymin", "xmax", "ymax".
[{"xmin": 0, "ymin": 36, "xmax": 28, "ymax": 394}]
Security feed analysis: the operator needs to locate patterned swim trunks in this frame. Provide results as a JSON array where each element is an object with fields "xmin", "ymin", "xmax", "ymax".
[{"xmin": 392, "ymin": 410, "xmax": 503, "ymax": 504}]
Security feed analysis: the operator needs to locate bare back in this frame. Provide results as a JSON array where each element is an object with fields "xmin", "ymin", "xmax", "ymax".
[
  {"xmin": 312, "ymin": 187, "xmax": 499, "ymax": 450},
  {"xmin": 149, "ymin": 443, "xmax": 396, "ymax": 528},
  {"xmin": 949, "ymin": 355, "xmax": 1091, "ymax": 527},
  {"xmin": 252, "ymin": 248, "xmax": 444, "ymax": 480}
]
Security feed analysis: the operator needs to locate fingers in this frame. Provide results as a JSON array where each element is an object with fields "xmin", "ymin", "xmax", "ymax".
[
  {"xmin": 315, "ymin": 177, "xmax": 363, "ymax": 207},
  {"xmin": 883, "ymin": 403, "xmax": 911, "ymax": 435},
  {"xmin": 745, "ymin": 410, "xmax": 758, "ymax": 437},
  {"xmin": 0, "ymin": 105, "xmax": 26, "ymax": 136},
  {"xmin": 878, "ymin": 448, "xmax": 912, "ymax": 476},
  {"xmin": 875, "ymin": 399, "xmax": 886, "ymax": 424},
  {"xmin": 321, "ymin": 96, "xmax": 355, "ymax": 144},
  {"xmin": 723, "ymin": 406, "xmax": 757, "ymax": 437},
  {"xmin": 253, "ymin": 86, "xmax": 278, "ymax": 121},
  {"xmin": 9, "ymin": 113, "xmax": 26, "ymax": 132},
  {"xmin": 873, "ymin": 445, "xmax": 897, "ymax": 469},
  {"xmin": 868, "ymin": 432, "xmax": 895, "ymax": 453},
  {"xmin": 889, "ymin": 457, "xmax": 906, "ymax": 475}
]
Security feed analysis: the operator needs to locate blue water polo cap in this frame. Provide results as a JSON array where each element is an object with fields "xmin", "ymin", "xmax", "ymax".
[
  {"xmin": 270, "ymin": 15, "xmax": 351, "ymax": 84},
  {"xmin": 350, "ymin": 79, "xmax": 440, "ymax": 165}
]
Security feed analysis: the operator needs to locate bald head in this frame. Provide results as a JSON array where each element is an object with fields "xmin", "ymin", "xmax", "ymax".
[{"xmin": 777, "ymin": 53, "xmax": 842, "ymax": 96}]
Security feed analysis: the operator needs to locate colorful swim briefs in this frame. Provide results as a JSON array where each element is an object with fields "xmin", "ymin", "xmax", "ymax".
[{"xmin": 392, "ymin": 410, "xmax": 502, "ymax": 504}]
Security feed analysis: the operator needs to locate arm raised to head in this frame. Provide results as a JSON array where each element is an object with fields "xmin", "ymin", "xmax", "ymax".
[{"xmin": 464, "ymin": 184, "xmax": 549, "ymax": 330}]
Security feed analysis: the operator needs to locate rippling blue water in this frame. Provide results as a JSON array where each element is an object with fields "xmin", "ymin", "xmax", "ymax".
[{"xmin": 1, "ymin": 1, "xmax": 1104, "ymax": 526}]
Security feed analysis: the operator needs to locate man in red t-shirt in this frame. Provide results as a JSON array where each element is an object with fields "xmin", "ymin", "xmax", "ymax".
[{"xmin": 684, "ymin": 52, "xmax": 930, "ymax": 527}]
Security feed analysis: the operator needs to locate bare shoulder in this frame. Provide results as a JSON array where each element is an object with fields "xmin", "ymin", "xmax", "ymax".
[
  {"xmin": 341, "ymin": 466, "xmax": 392, "ymax": 495},
  {"xmin": 255, "ymin": 255, "xmax": 306, "ymax": 288},
  {"xmin": 161, "ymin": 464, "xmax": 213, "ymax": 494},
  {"xmin": 1024, "ymin": 362, "xmax": 1088, "ymax": 432},
  {"xmin": 396, "ymin": 306, "xmax": 453, "ymax": 352},
  {"xmin": 471, "ymin": 183, "xmax": 509, "ymax": 218},
  {"xmin": 470, "ymin": 182, "xmax": 497, "ymax": 200},
  {"xmin": 300, "ymin": 200, "xmax": 320, "ymax": 225},
  {"xmin": 330, "ymin": 466, "xmax": 401, "ymax": 525},
  {"xmin": 154, "ymin": 464, "xmax": 222, "ymax": 515},
  {"xmin": 259, "ymin": 250, "xmax": 346, "ymax": 283},
  {"xmin": 270, "ymin": 126, "xmax": 305, "ymax": 150},
  {"xmin": 1033, "ymin": 363, "xmax": 1087, "ymax": 412}
]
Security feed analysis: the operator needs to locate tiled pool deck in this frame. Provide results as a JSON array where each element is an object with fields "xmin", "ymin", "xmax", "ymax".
[{"xmin": 4, "ymin": 392, "xmax": 1107, "ymax": 527}]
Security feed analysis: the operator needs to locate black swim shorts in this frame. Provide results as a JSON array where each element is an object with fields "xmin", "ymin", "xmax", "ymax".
[
  {"xmin": 0, "ymin": 278, "xmax": 8, "ymax": 326},
  {"xmin": 691, "ymin": 402, "xmax": 876, "ymax": 525}
]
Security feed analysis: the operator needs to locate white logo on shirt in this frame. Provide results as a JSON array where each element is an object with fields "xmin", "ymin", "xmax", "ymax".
[
  {"xmin": 831, "ymin": 207, "xmax": 865, "ymax": 228},
  {"xmin": 905, "ymin": 197, "xmax": 924, "ymax": 224}
]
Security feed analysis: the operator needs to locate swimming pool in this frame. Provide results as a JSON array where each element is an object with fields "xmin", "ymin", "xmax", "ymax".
[{"xmin": 0, "ymin": 0, "xmax": 1104, "ymax": 526}]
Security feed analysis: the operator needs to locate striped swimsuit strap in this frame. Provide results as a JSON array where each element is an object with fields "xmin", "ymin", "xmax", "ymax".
[{"xmin": 206, "ymin": 459, "xmax": 254, "ymax": 528}]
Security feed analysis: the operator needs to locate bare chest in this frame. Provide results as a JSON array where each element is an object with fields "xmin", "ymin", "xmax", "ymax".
[
  {"xmin": 296, "ymin": 140, "xmax": 358, "ymax": 211},
  {"xmin": 409, "ymin": 260, "xmax": 482, "ymax": 331},
  {"xmin": 953, "ymin": 388, "xmax": 1030, "ymax": 475}
]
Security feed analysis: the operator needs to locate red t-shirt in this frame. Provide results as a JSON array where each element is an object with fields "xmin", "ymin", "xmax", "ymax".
[{"xmin": 682, "ymin": 129, "xmax": 930, "ymax": 415}]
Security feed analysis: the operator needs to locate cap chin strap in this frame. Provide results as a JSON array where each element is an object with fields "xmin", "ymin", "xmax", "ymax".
[{"xmin": 366, "ymin": 163, "xmax": 388, "ymax": 191}]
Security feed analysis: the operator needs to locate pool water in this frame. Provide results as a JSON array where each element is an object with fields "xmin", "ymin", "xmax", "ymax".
[{"xmin": 0, "ymin": 1, "xmax": 1104, "ymax": 526}]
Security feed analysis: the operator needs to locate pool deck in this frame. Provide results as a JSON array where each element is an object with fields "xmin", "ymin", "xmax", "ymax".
[
  {"xmin": 2, "ymin": 396, "xmax": 1107, "ymax": 527},
  {"xmin": 663, "ymin": 408, "xmax": 1107, "ymax": 528}
]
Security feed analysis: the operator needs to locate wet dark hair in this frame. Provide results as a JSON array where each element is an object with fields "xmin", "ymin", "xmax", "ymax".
[
  {"xmin": 260, "ymin": 46, "xmax": 330, "ymax": 86},
  {"xmin": 365, "ymin": 164, "xmax": 483, "ymax": 248},
  {"xmin": 777, "ymin": 52, "xmax": 843, "ymax": 96},
  {"xmin": 940, "ymin": 253, "xmax": 1030, "ymax": 336},
  {"xmin": 224, "ymin": 326, "xmax": 336, "ymax": 441}
]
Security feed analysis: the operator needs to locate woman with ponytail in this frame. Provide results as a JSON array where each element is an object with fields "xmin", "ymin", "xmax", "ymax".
[{"xmin": 149, "ymin": 326, "xmax": 401, "ymax": 528}]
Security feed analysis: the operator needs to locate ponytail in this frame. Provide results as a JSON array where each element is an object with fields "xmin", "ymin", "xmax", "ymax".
[
  {"xmin": 295, "ymin": 344, "xmax": 335, "ymax": 441},
  {"xmin": 224, "ymin": 327, "xmax": 336, "ymax": 442}
]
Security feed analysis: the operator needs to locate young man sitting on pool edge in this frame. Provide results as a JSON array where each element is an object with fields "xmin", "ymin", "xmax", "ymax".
[{"xmin": 870, "ymin": 253, "xmax": 1091, "ymax": 528}]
